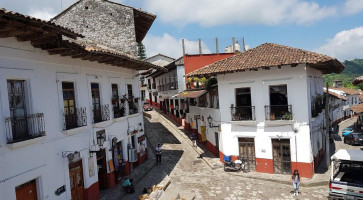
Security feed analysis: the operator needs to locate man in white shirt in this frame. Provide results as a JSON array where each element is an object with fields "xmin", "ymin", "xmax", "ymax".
[{"xmin": 155, "ymin": 144, "xmax": 162, "ymax": 164}]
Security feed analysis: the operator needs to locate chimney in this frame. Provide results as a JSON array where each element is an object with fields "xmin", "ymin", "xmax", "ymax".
[{"xmin": 333, "ymin": 80, "xmax": 342, "ymax": 88}]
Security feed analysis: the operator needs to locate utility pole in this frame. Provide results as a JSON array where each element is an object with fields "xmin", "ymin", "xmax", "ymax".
[
  {"xmin": 325, "ymin": 82, "xmax": 330, "ymax": 169},
  {"xmin": 182, "ymin": 39, "xmax": 185, "ymax": 56}
]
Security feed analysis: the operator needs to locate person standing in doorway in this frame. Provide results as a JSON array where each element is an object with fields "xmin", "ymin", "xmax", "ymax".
[
  {"xmin": 291, "ymin": 169, "xmax": 300, "ymax": 196},
  {"xmin": 155, "ymin": 144, "xmax": 162, "ymax": 164}
]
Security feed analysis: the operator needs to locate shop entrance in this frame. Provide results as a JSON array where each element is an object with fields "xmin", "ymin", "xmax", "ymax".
[
  {"xmin": 97, "ymin": 149, "xmax": 108, "ymax": 190},
  {"xmin": 69, "ymin": 160, "xmax": 84, "ymax": 200},
  {"xmin": 238, "ymin": 138, "xmax": 256, "ymax": 170},
  {"xmin": 272, "ymin": 139, "xmax": 291, "ymax": 174},
  {"xmin": 16, "ymin": 179, "xmax": 38, "ymax": 200}
]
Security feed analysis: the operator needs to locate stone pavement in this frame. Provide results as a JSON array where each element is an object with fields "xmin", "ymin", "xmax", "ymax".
[
  {"xmin": 100, "ymin": 109, "xmax": 335, "ymax": 199},
  {"xmin": 153, "ymin": 109, "xmax": 331, "ymax": 187}
]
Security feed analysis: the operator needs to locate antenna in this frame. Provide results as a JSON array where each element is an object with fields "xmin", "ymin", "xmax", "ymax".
[{"xmin": 242, "ymin": 37, "xmax": 246, "ymax": 51}]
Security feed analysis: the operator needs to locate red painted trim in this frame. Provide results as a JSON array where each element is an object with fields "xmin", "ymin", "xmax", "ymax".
[
  {"xmin": 137, "ymin": 149, "xmax": 148, "ymax": 165},
  {"xmin": 256, "ymin": 158, "xmax": 274, "ymax": 174},
  {"xmin": 85, "ymin": 182, "xmax": 100, "ymax": 200},
  {"xmin": 206, "ymin": 140, "xmax": 218, "ymax": 156},
  {"xmin": 184, "ymin": 53, "xmax": 235, "ymax": 76},
  {"xmin": 124, "ymin": 161, "xmax": 130, "ymax": 175},
  {"xmin": 291, "ymin": 161, "xmax": 314, "ymax": 178},
  {"xmin": 107, "ymin": 172, "xmax": 116, "ymax": 188}
]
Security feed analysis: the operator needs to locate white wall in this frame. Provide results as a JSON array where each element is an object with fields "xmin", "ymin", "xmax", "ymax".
[
  {"xmin": 217, "ymin": 64, "xmax": 316, "ymax": 163},
  {"xmin": 0, "ymin": 37, "xmax": 145, "ymax": 199}
]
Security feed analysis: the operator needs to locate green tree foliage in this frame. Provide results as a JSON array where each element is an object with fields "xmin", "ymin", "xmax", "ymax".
[
  {"xmin": 323, "ymin": 59, "xmax": 363, "ymax": 89},
  {"xmin": 137, "ymin": 42, "xmax": 147, "ymax": 60}
]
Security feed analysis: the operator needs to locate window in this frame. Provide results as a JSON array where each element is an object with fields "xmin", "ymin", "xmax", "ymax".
[
  {"xmin": 233, "ymin": 87, "xmax": 254, "ymax": 120},
  {"xmin": 91, "ymin": 83, "xmax": 101, "ymax": 123},
  {"xmin": 267, "ymin": 84, "xmax": 291, "ymax": 120},
  {"xmin": 63, "ymin": 82, "xmax": 76, "ymax": 129},
  {"xmin": 127, "ymin": 84, "xmax": 133, "ymax": 97},
  {"xmin": 6, "ymin": 80, "xmax": 45, "ymax": 143},
  {"xmin": 141, "ymin": 90, "xmax": 145, "ymax": 101}
]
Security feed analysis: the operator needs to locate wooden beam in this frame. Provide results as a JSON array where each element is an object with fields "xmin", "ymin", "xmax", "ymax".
[
  {"xmin": 0, "ymin": 29, "xmax": 26, "ymax": 38},
  {"xmin": 87, "ymin": 55, "xmax": 104, "ymax": 62},
  {"xmin": 72, "ymin": 52, "xmax": 88, "ymax": 59},
  {"xmin": 31, "ymin": 36, "xmax": 57, "ymax": 46},
  {"xmin": 47, "ymin": 48, "xmax": 71, "ymax": 55},
  {"xmin": 17, "ymin": 32, "xmax": 42, "ymax": 41},
  {"xmin": 61, "ymin": 50, "xmax": 81, "ymax": 57}
]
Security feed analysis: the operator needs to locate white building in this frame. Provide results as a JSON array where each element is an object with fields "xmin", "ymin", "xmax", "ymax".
[
  {"xmin": 325, "ymin": 85, "xmax": 361, "ymax": 125},
  {"xmin": 0, "ymin": 8, "xmax": 160, "ymax": 200},
  {"xmin": 142, "ymin": 54, "xmax": 175, "ymax": 105},
  {"xmin": 187, "ymin": 43, "xmax": 344, "ymax": 178}
]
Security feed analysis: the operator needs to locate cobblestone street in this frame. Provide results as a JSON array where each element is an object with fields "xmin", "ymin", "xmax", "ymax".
[{"xmin": 117, "ymin": 110, "xmax": 332, "ymax": 200}]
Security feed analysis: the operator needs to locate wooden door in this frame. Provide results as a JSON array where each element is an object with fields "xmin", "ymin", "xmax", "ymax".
[
  {"xmin": 215, "ymin": 132, "xmax": 219, "ymax": 157},
  {"xmin": 16, "ymin": 179, "xmax": 38, "ymax": 200},
  {"xmin": 97, "ymin": 149, "xmax": 108, "ymax": 190},
  {"xmin": 69, "ymin": 166, "xmax": 84, "ymax": 200},
  {"xmin": 238, "ymin": 138, "xmax": 256, "ymax": 170},
  {"xmin": 272, "ymin": 139, "xmax": 291, "ymax": 174}
]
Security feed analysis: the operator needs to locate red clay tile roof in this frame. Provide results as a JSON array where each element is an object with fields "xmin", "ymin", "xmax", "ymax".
[
  {"xmin": 324, "ymin": 90, "xmax": 348, "ymax": 101},
  {"xmin": 353, "ymin": 75, "xmax": 363, "ymax": 85},
  {"xmin": 187, "ymin": 43, "xmax": 344, "ymax": 77},
  {"xmin": 330, "ymin": 87, "xmax": 360, "ymax": 95},
  {"xmin": 176, "ymin": 90, "xmax": 206, "ymax": 98},
  {"xmin": 350, "ymin": 104, "xmax": 363, "ymax": 114},
  {"xmin": 359, "ymin": 94, "xmax": 363, "ymax": 102}
]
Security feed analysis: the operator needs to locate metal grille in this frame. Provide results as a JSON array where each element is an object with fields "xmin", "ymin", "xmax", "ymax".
[
  {"xmin": 265, "ymin": 105, "xmax": 293, "ymax": 120},
  {"xmin": 231, "ymin": 106, "xmax": 255, "ymax": 121},
  {"xmin": 92, "ymin": 104, "xmax": 110, "ymax": 123},
  {"xmin": 62, "ymin": 107, "xmax": 87, "ymax": 130},
  {"xmin": 5, "ymin": 113, "xmax": 45, "ymax": 143}
]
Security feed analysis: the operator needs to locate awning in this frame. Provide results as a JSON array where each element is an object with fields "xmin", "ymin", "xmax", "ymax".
[
  {"xmin": 350, "ymin": 104, "xmax": 363, "ymax": 114},
  {"xmin": 176, "ymin": 90, "xmax": 206, "ymax": 98},
  {"xmin": 331, "ymin": 149, "xmax": 363, "ymax": 161}
]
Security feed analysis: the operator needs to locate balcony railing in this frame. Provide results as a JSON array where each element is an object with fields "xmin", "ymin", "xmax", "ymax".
[
  {"xmin": 265, "ymin": 105, "xmax": 293, "ymax": 120},
  {"xmin": 62, "ymin": 107, "xmax": 87, "ymax": 130},
  {"xmin": 311, "ymin": 101, "xmax": 325, "ymax": 118},
  {"xmin": 231, "ymin": 106, "xmax": 255, "ymax": 121},
  {"xmin": 5, "ymin": 113, "xmax": 45, "ymax": 144},
  {"xmin": 113, "ymin": 105, "xmax": 126, "ymax": 118},
  {"xmin": 92, "ymin": 104, "xmax": 110, "ymax": 123},
  {"xmin": 152, "ymin": 83, "xmax": 156, "ymax": 89}
]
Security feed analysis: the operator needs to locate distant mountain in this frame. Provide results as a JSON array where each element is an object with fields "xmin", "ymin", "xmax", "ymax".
[{"xmin": 324, "ymin": 59, "xmax": 363, "ymax": 89}]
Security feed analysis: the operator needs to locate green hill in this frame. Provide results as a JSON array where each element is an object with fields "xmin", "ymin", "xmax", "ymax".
[{"xmin": 323, "ymin": 59, "xmax": 363, "ymax": 89}]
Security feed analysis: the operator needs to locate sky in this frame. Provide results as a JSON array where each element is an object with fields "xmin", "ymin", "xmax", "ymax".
[{"xmin": 1, "ymin": 0, "xmax": 363, "ymax": 61}]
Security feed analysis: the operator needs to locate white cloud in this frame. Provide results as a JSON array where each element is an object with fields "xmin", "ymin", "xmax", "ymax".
[
  {"xmin": 143, "ymin": 0, "xmax": 337, "ymax": 27},
  {"xmin": 28, "ymin": 8, "xmax": 57, "ymax": 20},
  {"xmin": 344, "ymin": 0, "xmax": 363, "ymax": 15},
  {"xmin": 143, "ymin": 33, "xmax": 211, "ymax": 59},
  {"xmin": 315, "ymin": 27, "xmax": 363, "ymax": 61}
]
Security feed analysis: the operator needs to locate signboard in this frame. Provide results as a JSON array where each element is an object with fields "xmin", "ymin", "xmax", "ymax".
[
  {"xmin": 138, "ymin": 135, "xmax": 146, "ymax": 142},
  {"xmin": 200, "ymin": 126, "xmax": 207, "ymax": 141},
  {"xmin": 108, "ymin": 160, "xmax": 114, "ymax": 172},
  {"xmin": 55, "ymin": 185, "xmax": 66, "ymax": 196},
  {"xmin": 88, "ymin": 157, "xmax": 95, "ymax": 177}
]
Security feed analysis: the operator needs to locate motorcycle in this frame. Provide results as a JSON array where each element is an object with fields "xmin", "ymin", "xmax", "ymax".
[
  {"xmin": 122, "ymin": 178, "xmax": 135, "ymax": 193},
  {"xmin": 223, "ymin": 155, "xmax": 250, "ymax": 172}
]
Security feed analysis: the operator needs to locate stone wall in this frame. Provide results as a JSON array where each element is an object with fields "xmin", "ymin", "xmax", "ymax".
[{"xmin": 52, "ymin": 0, "xmax": 137, "ymax": 56}]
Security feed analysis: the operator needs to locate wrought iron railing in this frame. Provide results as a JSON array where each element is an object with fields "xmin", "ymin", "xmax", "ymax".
[
  {"xmin": 265, "ymin": 105, "xmax": 293, "ymax": 120},
  {"xmin": 62, "ymin": 107, "xmax": 87, "ymax": 130},
  {"xmin": 5, "ymin": 113, "xmax": 45, "ymax": 143},
  {"xmin": 152, "ymin": 83, "xmax": 156, "ymax": 89},
  {"xmin": 311, "ymin": 100, "xmax": 325, "ymax": 118},
  {"xmin": 92, "ymin": 104, "xmax": 110, "ymax": 123},
  {"xmin": 113, "ymin": 105, "xmax": 126, "ymax": 118},
  {"xmin": 231, "ymin": 106, "xmax": 255, "ymax": 121}
]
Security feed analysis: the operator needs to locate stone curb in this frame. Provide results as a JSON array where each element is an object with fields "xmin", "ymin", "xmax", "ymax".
[{"xmin": 153, "ymin": 109, "xmax": 330, "ymax": 188}]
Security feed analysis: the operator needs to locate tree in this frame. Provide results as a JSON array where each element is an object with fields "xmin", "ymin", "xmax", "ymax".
[{"xmin": 137, "ymin": 42, "xmax": 147, "ymax": 60}]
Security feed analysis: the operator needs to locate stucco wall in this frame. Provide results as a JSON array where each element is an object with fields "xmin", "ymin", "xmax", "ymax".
[{"xmin": 52, "ymin": 0, "xmax": 137, "ymax": 56}]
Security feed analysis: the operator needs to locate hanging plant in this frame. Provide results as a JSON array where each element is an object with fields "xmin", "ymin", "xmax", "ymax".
[{"xmin": 200, "ymin": 77, "xmax": 207, "ymax": 87}]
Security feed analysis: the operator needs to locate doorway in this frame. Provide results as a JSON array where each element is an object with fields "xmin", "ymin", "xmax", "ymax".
[
  {"xmin": 69, "ymin": 160, "xmax": 85, "ymax": 200},
  {"xmin": 215, "ymin": 132, "xmax": 219, "ymax": 157},
  {"xmin": 238, "ymin": 138, "xmax": 256, "ymax": 170},
  {"xmin": 272, "ymin": 139, "xmax": 291, "ymax": 174},
  {"xmin": 16, "ymin": 179, "xmax": 38, "ymax": 200},
  {"xmin": 97, "ymin": 149, "xmax": 108, "ymax": 190}
]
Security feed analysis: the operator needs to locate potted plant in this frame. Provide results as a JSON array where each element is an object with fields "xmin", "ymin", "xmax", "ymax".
[
  {"xmin": 282, "ymin": 112, "xmax": 293, "ymax": 120},
  {"xmin": 134, "ymin": 97, "xmax": 139, "ymax": 103},
  {"xmin": 121, "ymin": 94, "xmax": 127, "ymax": 104},
  {"xmin": 112, "ymin": 95, "xmax": 119, "ymax": 105},
  {"xmin": 200, "ymin": 77, "xmax": 207, "ymax": 87}
]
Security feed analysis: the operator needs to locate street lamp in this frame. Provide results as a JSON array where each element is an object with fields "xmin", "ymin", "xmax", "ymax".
[
  {"xmin": 97, "ymin": 133, "xmax": 106, "ymax": 147},
  {"xmin": 207, "ymin": 115, "xmax": 218, "ymax": 128}
]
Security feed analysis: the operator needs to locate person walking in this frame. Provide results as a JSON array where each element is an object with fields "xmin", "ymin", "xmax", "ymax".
[
  {"xmin": 291, "ymin": 169, "xmax": 301, "ymax": 196},
  {"xmin": 155, "ymin": 144, "xmax": 162, "ymax": 164}
]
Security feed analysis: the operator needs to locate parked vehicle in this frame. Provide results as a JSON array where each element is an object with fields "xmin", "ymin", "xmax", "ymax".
[
  {"xmin": 143, "ymin": 102, "xmax": 153, "ymax": 111},
  {"xmin": 344, "ymin": 133, "xmax": 363, "ymax": 145},
  {"xmin": 342, "ymin": 128, "xmax": 354, "ymax": 137},
  {"xmin": 329, "ymin": 149, "xmax": 363, "ymax": 199},
  {"xmin": 223, "ymin": 155, "xmax": 250, "ymax": 173}
]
